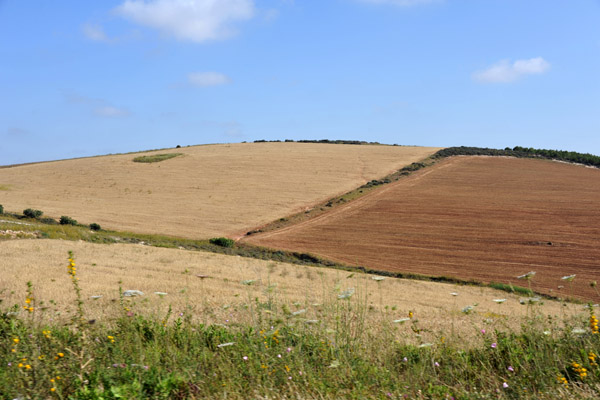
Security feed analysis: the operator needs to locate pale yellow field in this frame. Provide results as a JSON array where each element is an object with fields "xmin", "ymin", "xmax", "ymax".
[
  {"xmin": 0, "ymin": 143, "xmax": 439, "ymax": 239},
  {"xmin": 0, "ymin": 239, "xmax": 585, "ymax": 346}
]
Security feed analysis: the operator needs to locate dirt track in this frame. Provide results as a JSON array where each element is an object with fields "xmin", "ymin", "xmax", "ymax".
[{"xmin": 245, "ymin": 156, "xmax": 600, "ymax": 301}]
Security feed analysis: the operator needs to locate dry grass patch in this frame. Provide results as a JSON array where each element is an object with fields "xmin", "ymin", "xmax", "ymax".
[
  {"xmin": 0, "ymin": 143, "xmax": 439, "ymax": 238},
  {"xmin": 0, "ymin": 239, "xmax": 585, "ymax": 347}
]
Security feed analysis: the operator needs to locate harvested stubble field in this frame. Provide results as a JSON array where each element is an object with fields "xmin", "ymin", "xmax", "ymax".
[
  {"xmin": 0, "ymin": 142, "xmax": 439, "ymax": 239},
  {"xmin": 245, "ymin": 156, "xmax": 600, "ymax": 301},
  {"xmin": 0, "ymin": 239, "xmax": 584, "ymax": 346}
]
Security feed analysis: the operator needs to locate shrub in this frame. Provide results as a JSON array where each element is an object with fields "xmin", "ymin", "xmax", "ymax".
[
  {"xmin": 209, "ymin": 237, "xmax": 235, "ymax": 248},
  {"xmin": 59, "ymin": 216, "xmax": 78, "ymax": 225},
  {"xmin": 0, "ymin": 204, "xmax": 3, "ymax": 214},
  {"xmin": 23, "ymin": 208, "xmax": 43, "ymax": 219},
  {"xmin": 39, "ymin": 217, "xmax": 58, "ymax": 225},
  {"xmin": 132, "ymin": 153, "xmax": 183, "ymax": 163},
  {"xmin": 90, "ymin": 223, "xmax": 102, "ymax": 231}
]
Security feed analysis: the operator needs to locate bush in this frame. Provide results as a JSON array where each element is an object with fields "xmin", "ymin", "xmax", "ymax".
[
  {"xmin": 23, "ymin": 208, "xmax": 43, "ymax": 219},
  {"xmin": 90, "ymin": 223, "xmax": 102, "ymax": 231},
  {"xmin": 39, "ymin": 217, "xmax": 58, "ymax": 225},
  {"xmin": 132, "ymin": 153, "xmax": 183, "ymax": 163},
  {"xmin": 0, "ymin": 204, "xmax": 3, "ymax": 214},
  {"xmin": 209, "ymin": 237, "xmax": 235, "ymax": 248},
  {"xmin": 59, "ymin": 216, "xmax": 78, "ymax": 225}
]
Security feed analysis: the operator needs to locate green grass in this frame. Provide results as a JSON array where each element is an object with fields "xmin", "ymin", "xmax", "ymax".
[
  {"xmin": 1, "ymin": 252, "xmax": 599, "ymax": 399},
  {"xmin": 132, "ymin": 153, "xmax": 183, "ymax": 163}
]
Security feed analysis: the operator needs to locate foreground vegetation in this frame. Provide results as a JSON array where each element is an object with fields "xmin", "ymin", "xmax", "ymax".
[{"xmin": 1, "ymin": 253, "xmax": 599, "ymax": 399}]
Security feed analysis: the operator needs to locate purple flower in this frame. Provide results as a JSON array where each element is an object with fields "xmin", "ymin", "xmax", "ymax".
[
  {"xmin": 243, "ymin": 356, "xmax": 248, "ymax": 361},
  {"xmin": 287, "ymin": 347, "xmax": 292, "ymax": 353},
  {"xmin": 503, "ymin": 382, "xmax": 508, "ymax": 388},
  {"xmin": 277, "ymin": 354, "xmax": 282, "ymax": 358},
  {"xmin": 403, "ymin": 357, "xmax": 408, "ymax": 362},
  {"xmin": 481, "ymin": 329, "xmax": 486, "ymax": 334},
  {"xmin": 7, "ymin": 362, "xmax": 12, "ymax": 367},
  {"xmin": 288, "ymin": 376, "xmax": 292, "ymax": 380},
  {"xmin": 434, "ymin": 362, "xmax": 440, "ymax": 367},
  {"xmin": 508, "ymin": 366, "xmax": 514, "ymax": 372},
  {"xmin": 491, "ymin": 342, "xmax": 497, "ymax": 348}
]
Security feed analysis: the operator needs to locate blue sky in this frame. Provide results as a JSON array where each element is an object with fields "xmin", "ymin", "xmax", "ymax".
[{"xmin": 1, "ymin": 0, "xmax": 599, "ymax": 165}]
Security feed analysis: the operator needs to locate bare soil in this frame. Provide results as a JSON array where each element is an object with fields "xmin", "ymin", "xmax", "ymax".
[
  {"xmin": 245, "ymin": 156, "xmax": 600, "ymax": 301},
  {"xmin": 0, "ymin": 143, "xmax": 439, "ymax": 239}
]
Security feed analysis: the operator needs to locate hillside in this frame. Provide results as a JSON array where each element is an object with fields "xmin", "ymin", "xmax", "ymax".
[
  {"xmin": 0, "ymin": 239, "xmax": 581, "ymax": 343},
  {"xmin": 0, "ymin": 142, "xmax": 439, "ymax": 239},
  {"xmin": 245, "ymin": 156, "xmax": 600, "ymax": 301}
]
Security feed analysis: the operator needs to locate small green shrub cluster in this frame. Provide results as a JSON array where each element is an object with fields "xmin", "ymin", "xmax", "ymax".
[
  {"xmin": 209, "ymin": 237, "xmax": 235, "ymax": 248},
  {"xmin": 59, "ymin": 215, "xmax": 78, "ymax": 226},
  {"xmin": 0, "ymin": 204, "xmax": 3, "ymax": 214},
  {"xmin": 23, "ymin": 208, "xmax": 43, "ymax": 219},
  {"xmin": 132, "ymin": 153, "xmax": 183, "ymax": 163},
  {"xmin": 89, "ymin": 223, "xmax": 102, "ymax": 231}
]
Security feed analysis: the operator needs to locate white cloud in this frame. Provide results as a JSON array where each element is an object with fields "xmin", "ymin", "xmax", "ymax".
[
  {"xmin": 82, "ymin": 23, "xmax": 109, "ymax": 42},
  {"xmin": 94, "ymin": 106, "xmax": 131, "ymax": 117},
  {"xmin": 473, "ymin": 57, "xmax": 550, "ymax": 83},
  {"xmin": 115, "ymin": 0, "xmax": 255, "ymax": 43},
  {"xmin": 64, "ymin": 92, "xmax": 131, "ymax": 118},
  {"xmin": 188, "ymin": 72, "xmax": 231, "ymax": 87},
  {"xmin": 357, "ymin": 0, "xmax": 439, "ymax": 6}
]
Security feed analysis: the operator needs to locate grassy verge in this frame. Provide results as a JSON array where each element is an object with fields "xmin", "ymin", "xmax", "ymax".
[
  {"xmin": 1, "ymin": 252, "xmax": 599, "ymax": 399},
  {"xmin": 132, "ymin": 153, "xmax": 183, "ymax": 163}
]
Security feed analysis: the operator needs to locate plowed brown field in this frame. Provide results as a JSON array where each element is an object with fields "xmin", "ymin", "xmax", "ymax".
[
  {"xmin": 0, "ymin": 143, "xmax": 438, "ymax": 238},
  {"xmin": 245, "ymin": 156, "xmax": 600, "ymax": 301}
]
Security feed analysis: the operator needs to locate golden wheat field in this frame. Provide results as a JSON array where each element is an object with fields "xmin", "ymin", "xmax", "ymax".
[
  {"xmin": 0, "ymin": 239, "xmax": 585, "ymax": 346},
  {"xmin": 0, "ymin": 143, "xmax": 439, "ymax": 239}
]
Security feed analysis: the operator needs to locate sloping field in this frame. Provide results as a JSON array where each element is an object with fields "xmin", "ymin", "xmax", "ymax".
[
  {"xmin": 0, "ymin": 143, "xmax": 439, "ymax": 238},
  {"xmin": 0, "ymin": 239, "xmax": 584, "ymax": 345},
  {"xmin": 245, "ymin": 156, "xmax": 600, "ymax": 301}
]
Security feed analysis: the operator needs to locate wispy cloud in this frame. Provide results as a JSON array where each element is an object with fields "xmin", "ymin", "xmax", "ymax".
[
  {"xmin": 65, "ymin": 92, "xmax": 131, "ymax": 118},
  {"xmin": 188, "ymin": 72, "xmax": 231, "ymax": 87},
  {"xmin": 356, "ymin": 0, "xmax": 440, "ymax": 6},
  {"xmin": 115, "ymin": 0, "xmax": 255, "ymax": 43},
  {"xmin": 94, "ymin": 106, "xmax": 130, "ymax": 117},
  {"xmin": 5, "ymin": 127, "xmax": 31, "ymax": 136},
  {"xmin": 82, "ymin": 23, "xmax": 109, "ymax": 42},
  {"xmin": 473, "ymin": 57, "xmax": 550, "ymax": 83}
]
